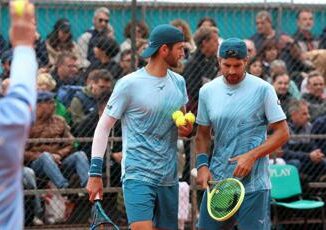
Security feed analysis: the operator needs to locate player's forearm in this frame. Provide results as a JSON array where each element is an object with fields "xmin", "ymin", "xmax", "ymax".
[
  {"xmin": 91, "ymin": 120, "xmax": 111, "ymax": 159},
  {"xmin": 195, "ymin": 126, "xmax": 212, "ymax": 169},
  {"xmin": 251, "ymin": 121, "xmax": 290, "ymax": 160},
  {"xmin": 89, "ymin": 114, "xmax": 117, "ymax": 177},
  {"xmin": 195, "ymin": 136, "xmax": 211, "ymax": 155}
]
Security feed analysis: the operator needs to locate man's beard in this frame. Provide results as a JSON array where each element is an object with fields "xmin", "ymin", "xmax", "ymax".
[{"xmin": 165, "ymin": 55, "xmax": 179, "ymax": 68}]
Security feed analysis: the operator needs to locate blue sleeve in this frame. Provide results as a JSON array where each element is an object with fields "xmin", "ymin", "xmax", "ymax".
[
  {"xmin": 196, "ymin": 88, "xmax": 210, "ymax": 126},
  {"xmin": 264, "ymin": 84, "xmax": 286, "ymax": 124},
  {"xmin": 105, "ymin": 79, "xmax": 130, "ymax": 119}
]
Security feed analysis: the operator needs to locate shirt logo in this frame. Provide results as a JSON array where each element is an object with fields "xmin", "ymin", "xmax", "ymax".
[
  {"xmin": 158, "ymin": 85, "xmax": 165, "ymax": 90},
  {"xmin": 226, "ymin": 92, "xmax": 233, "ymax": 96},
  {"xmin": 107, "ymin": 105, "xmax": 113, "ymax": 110}
]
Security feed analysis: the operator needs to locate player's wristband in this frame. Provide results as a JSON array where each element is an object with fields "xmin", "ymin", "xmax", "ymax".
[
  {"xmin": 89, "ymin": 157, "xmax": 103, "ymax": 177},
  {"xmin": 196, "ymin": 153, "xmax": 209, "ymax": 170}
]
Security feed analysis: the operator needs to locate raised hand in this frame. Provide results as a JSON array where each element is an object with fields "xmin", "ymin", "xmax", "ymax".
[{"xmin": 10, "ymin": 0, "xmax": 36, "ymax": 48}]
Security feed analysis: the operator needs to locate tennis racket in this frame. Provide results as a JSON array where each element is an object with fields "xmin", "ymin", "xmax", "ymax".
[
  {"xmin": 191, "ymin": 168, "xmax": 245, "ymax": 221},
  {"xmin": 90, "ymin": 194, "xmax": 120, "ymax": 230},
  {"xmin": 206, "ymin": 178, "xmax": 245, "ymax": 221}
]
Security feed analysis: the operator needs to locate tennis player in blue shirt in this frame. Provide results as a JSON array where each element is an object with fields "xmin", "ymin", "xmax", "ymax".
[
  {"xmin": 87, "ymin": 24, "xmax": 193, "ymax": 230},
  {"xmin": 195, "ymin": 38, "xmax": 290, "ymax": 230},
  {"xmin": 0, "ymin": 1, "xmax": 38, "ymax": 229}
]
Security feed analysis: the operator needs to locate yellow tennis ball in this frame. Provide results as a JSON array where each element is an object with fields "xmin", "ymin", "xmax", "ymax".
[
  {"xmin": 172, "ymin": 110, "xmax": 184, "ymax": 122},
  {"xmin": 184, "ymin": 111, "xmax": 196, "ymax": 124},
  {"xmin": 13, "ymin": 0, "xmax": 26, "ymax": 17},
  {"xmin": 175, "ymin": 115, "xmax": 187, "ymax": 127}
]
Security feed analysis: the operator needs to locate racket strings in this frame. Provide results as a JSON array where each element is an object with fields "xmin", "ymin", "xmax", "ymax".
[
  {"xmin": 209, "ymin": 181, "xmax": 242, "ymax": 217},
  {"xmin": 91, "ymin": 202, "xmax": 119, "ymax": 230},
  {"xmin": 92, "ymin": 222, "xmax": 117, "ymax": 230}
]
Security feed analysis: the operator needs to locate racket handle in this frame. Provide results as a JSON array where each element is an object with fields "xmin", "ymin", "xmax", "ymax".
[
  {"xmin": 191, "ymin": 168, "xmax": 198, "ymax": 178},
  {"xmin": 208, "ymin": 180, "xmax": 218, "ymax": 185}
]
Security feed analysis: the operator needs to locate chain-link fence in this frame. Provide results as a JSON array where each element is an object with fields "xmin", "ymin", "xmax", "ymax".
[{"xmin": 0, "ymin": 0, "xmax": 326, "ymax": 229}]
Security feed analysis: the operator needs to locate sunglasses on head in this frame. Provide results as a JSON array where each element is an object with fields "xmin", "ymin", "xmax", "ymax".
[
  {"xmin": 98, "ymin": 18, "xmax": 109, "ymax": 23},
  {"xmin": 226, "ymin": 50, "xmax": 238, "ymax": 57}
]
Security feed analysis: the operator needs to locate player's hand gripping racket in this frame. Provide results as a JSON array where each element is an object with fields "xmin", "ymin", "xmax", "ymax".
[
  {"xmin": 191, "ymin": 168, "xmax": 245, "ymax": 221},
  {"xmin": 90, "ymin": 194, "xmax": 119, "ymax": 230}
]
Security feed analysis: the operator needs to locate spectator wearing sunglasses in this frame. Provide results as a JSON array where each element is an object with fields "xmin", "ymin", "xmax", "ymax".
[{"xmin": 78, "ymin": 7, "xmax": 115, "ymax": 68}]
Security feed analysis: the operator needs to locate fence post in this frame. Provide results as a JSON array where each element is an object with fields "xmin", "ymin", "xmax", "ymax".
[
  {"xmin": 105, "ymin": 146, "xmax": 111, "ymax": 187},
  {"xmin": 190, "ymin": 137, "xmax": 198, "ymax": 230},
  {"xmin": 130, "ymin": 0, "xmax": 137, "ymax": 72},
  {"xmin": 276, "ymin": 3, "xmax": 283, "ymax": 36}
]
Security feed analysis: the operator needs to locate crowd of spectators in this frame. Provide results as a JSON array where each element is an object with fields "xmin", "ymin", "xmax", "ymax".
[{"xmin": 0, "ymin": 6, "xmax": 326, "ymax": 227}]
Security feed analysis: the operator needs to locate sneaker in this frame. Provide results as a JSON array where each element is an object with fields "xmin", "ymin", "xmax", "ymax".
[
  {"xmin": 32, "ymin": 217, "xmax": 44, "ymax": 226},
  {"xmin": 45, "ymin": 216, "xmax": 56, "ymax": 224}
]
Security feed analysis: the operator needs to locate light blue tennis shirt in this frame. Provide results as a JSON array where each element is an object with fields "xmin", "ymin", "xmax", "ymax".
[
  {"xmin": 0, "ymin": 47, "xmax": 37, "ymax": 229},
  {"xmin": 197, "ymin": 73, "xmax": 286, "ymax": 193},
  {"xmin": 106, "ymin": 68, "xmax": 188, "ymax": 186}
]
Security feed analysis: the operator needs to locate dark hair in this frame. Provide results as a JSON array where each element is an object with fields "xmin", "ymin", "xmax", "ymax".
[
  {"xmin": 124, "ymin": 21, "xmax": 149, "ymax": 39},
  {"xmin": 246, "ymin": 56, "xmax": 262, "ymax": 72},
  {"xmin": 296, "ymin": 9, "xmax": 313, "ymax": 20},
  {"xmin": 94, "ymin": 36, "xmax": 120, "ymax": 58},
  {"xmin": 120, "ymin": 49, "xmax": 132, "ymax": 61},
  {"xmin": 88, "ymin": 69, "xmax": 114, "ymax": 83},
  {"xmin": 262, "ymin": 39, "xmax": 278, "ymax": 51},
  {"xmin": 1, "ymin": 49, "xmax": 13, "ymax": 64},
  {"xmin": 197, "ymin": 17, "xmax": 217, "ymax": 29},
  {"xmin": 56, "ymin": 52, "xmax": 77, "ymax": 67},
  {"xmin": 272, "ymin": 72, "xmax": 289, "ymax": 83},
  {"xmin": 47, "ymin": 18, "xmax": 74, "ymax": 50},
  {"xmin": 258, "ymin": 39, "xmax": 278, "ymax": 59},
  {"xmin": 193, "ymin": 26, "xmax": 219, "ymax": 48},
  {"xmin": 171, "ymin": 19, "xmax": 193, "ymax": 42}
]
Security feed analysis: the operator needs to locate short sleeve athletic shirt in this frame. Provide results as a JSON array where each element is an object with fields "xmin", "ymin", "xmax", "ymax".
[
  {"xmin": 105, "ymin": 67, "xmax": 188, "ymax": 186},
  {"xmin": 197, "ymin": 73, "xmax": 286, "ymax": 192}
]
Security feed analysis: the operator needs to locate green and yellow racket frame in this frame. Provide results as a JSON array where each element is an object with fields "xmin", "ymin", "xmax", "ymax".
[{"xmin": 207, "ymin": 178, "xmax": 245, "ymax": 221}]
